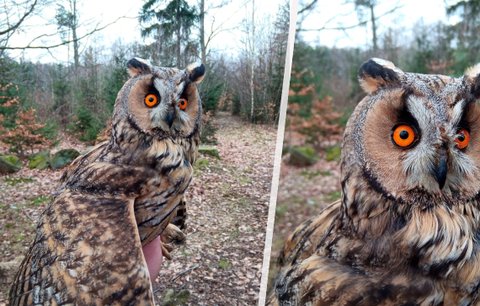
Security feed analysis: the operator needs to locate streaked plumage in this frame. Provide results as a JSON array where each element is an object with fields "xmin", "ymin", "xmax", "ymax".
[
  {"xmin": 270, "ymin": 58, "xmax": 480, "ymax": 305},
  {"xmin": 9, "ymin": 58, "xmax": 205, "ymax": 305}
]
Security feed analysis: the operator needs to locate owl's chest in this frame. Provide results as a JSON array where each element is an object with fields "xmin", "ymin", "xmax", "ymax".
[{"xmin": 134, "ymin": 141, "xmax": 195, "ymax": 243}]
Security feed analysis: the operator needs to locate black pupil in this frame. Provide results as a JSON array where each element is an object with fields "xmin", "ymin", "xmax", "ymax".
[
  {"xmin": 457, "ymin": 133, "xmax": 465, "ymax": 142},
  {"xmin": 148, "ymin": 97, "xmax": 154, "ymax": 102},
  {"xmin": 399, "ymin": 130, "xmax": 409, "ymax": 139}
]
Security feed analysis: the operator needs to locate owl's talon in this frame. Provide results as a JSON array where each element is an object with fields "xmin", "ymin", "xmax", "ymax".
[
  {"xmin": 161, "ymin": 243, "xmax": 173, "ymax": 260},
  {"xmin": 161, "ymin": 223, "xmax": 186, "ymax": 245}
]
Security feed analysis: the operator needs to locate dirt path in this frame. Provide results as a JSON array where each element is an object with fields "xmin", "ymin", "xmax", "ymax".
[
  {"xmin": 266, "ymin": 157, "xmax": 342, "ymax": 293},
  {"xmin": 0, "ymin": 112, "xmax": 277, "ymax": 305},
  {"xmin": 155, "ymin": 112, "xmax": 276, "ymax": 305}
]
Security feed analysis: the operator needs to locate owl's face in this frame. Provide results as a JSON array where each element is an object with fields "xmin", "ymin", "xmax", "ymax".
[
  {"xmin": 346, "ymin": 58, "xmax": 480, "ymax": 205},
  {"xmin": 113, "ymin": 58, "xmax": 205, "ymax": 139}
]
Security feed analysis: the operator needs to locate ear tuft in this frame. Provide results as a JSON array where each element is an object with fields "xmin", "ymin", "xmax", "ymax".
[
  {"xmin": 358, "ymin": 58, "xmax": 402, "ymax": 94},
  {"xmin": 465, "ymin": 64, "xmax": 480, "ymax": 99},
  {"xmin": 127, "ymin": 57, "xmax": 152, "ymax": 77},
  {"xmin": 187, "ymin": 63, "xmax": 206, "ymax": 84}
]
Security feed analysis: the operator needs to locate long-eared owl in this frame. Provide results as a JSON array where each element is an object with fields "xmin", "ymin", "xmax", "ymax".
[
  {"xmin": 270, "ymin": 58, "xmax": 480, "ymax": 305},
  {"xmin": 9, "ymin": 58, "xmax": 205, "ymax": 305}
]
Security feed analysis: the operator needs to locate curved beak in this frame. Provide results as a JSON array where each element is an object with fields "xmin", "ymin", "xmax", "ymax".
[
  {"xmin": 165, "ymin": 107, "xmax": 175, "ymax": 127},
  {"xmin": 431, "ymin": 149, "xmax": 448, "ymax": 189}
]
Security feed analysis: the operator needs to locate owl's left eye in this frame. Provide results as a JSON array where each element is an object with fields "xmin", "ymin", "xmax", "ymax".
[
  {"xmin": 454, "ymin": 128, "xmax": 470, "ymax": 150},
  {"xmin": 144, "ymin": 93, "xmax": 159, "ymax": 108},
  {"xmin": 178, "ymin": 98, "xmax": 188, "ymax": 110},
  {"xmin": 392, "ymin": 124, "xmax": 417, "ymax": 148}
]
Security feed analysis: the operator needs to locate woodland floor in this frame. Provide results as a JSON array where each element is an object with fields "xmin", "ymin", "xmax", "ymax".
[
  {"xmin": 266, "ymin": 148, "xmax": 342, "ymax": 294},
  {"xmin": 0, "ymin": 112, "xmax": 277, "ymax": 305}
]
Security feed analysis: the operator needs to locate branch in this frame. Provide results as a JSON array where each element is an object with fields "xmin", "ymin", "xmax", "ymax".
[
  {"xmin": 298, "ymin": 4, "xmax": 402, "ymax": 32},
  {"xmin": 0, "ymin": 15, "xmax": 129, "ymax": 50},
  {"xmin": 0, "ymin": 0, "xmax": 38, "ymax": 36},
  {"xmin": 298, "ymin": 0, "xmax": 318, "ymax": 15}
]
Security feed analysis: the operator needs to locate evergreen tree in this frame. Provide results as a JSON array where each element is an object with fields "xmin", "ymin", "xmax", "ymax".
[{"xmin": 139, "ymin": 0, "xmax": 199, "ymax": 67}]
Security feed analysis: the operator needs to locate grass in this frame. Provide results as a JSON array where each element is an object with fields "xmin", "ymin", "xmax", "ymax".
[
  {"xmin": 218, "ymin": 258, "xmax": 231, "ymax": 270},
  {"xmin": 194, "ymin": 158, "xmax": 209, "ymax": 171},
  {"xmin": 325, "ymin": 190, "xmax": 342, "ymax": 202},
  {"xmin": 300, "ymin": 169, "xmax": 331, "ymax": 179},
  {"xmin": 275, "ymin": 204, "xmax": 289, "ymax": 217},
  {"xmin": 4, "ymin": 176, "xmax": 34, "ymax": 186},
  {"xmin": 30, "ymin": 195, "xmax": 52, "ymax": 206},
  {"xmin": 238, "ymin": 175, "xmax": 252, "ymax": 185}
]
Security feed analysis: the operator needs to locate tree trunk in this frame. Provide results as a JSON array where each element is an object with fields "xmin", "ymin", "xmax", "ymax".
[
  {"xmin": 176, "ymin": 0, "xmax": 181, "ymax": 67},
  {"xmin": 250, "ymin": 0, "xmax": 255, "ymax": 122},
  {"xmin": 369, "ymin": 3, "xmax": 377, "ymax": 52},
  {"xmin": 200, "ymin": 0, "xmax": 206, "ymax": 64},
  {"xmin": 72, "ymin": 0, "xmax": 79, "ymax": 68}
]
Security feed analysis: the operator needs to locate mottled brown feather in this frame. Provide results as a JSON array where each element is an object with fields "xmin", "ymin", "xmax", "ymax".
[
  {"xmin": 270, "ymin": 59, "xmax": 480, "ymax": 305},
  {"xmin": 9, "ymin": 59, "xmax": 205, "ymax": 305}
]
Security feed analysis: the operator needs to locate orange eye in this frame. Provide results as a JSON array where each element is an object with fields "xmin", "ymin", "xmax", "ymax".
[
  {"xmin": 392, "ymin": 124, "xmax": 416, "ymax": 148},
  {"xmin": 178, "ymin": 98, "xmax": 188, "ymax": 110},
  {"xmin": 144, "ymin": 94, "xmax": 159, "ymax": 108},
  {"xmin": 455, "ymin": 128, "xmax": 470, "ymax": 150}
]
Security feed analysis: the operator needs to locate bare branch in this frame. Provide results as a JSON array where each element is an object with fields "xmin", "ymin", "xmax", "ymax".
[
  {"xmin": 298, "ymin": 4, "xmax": 402, "ymax": 32},
  {"xmin": 0, "ymin": 15, "xmax": 129, "ymax": 50},
  {"xmin": 0, "ymin": 0, "xmax": 37, "ymax": 36},
  {"xmin": 298, "ymin": 0, "xmax": 318, "ymax": 15}
]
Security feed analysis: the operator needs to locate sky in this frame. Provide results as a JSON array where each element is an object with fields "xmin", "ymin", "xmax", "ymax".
[
  {"xmin": 297, "ymin": 0, "xmax": 459, "ymax": 48},
  {"xmin": 6, "ymin": 0, "xmax": 285, "ymax": 64}
]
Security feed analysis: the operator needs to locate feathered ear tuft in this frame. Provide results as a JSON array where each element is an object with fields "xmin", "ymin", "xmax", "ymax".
[
  {"xmin": 358, "ymin": 58, "xmax": 402, "ymax": 94},
  {"xmin": 187, "ymin": 63, "xmax": 206, "ymax": 84},
  {"xmin": 463, "ymin": 64, "xmax": 480, "ymax": 99},
  {"xmin": 127, "ymin": 57, "xmax": 152, "ymax": 77}
]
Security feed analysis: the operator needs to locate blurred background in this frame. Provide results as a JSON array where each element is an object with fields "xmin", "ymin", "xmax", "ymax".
[
  {"xmin": 0, "ymin": 0, "xmax": 290, "ymax": 304},
  {"xmin": 269, "ymin": 0, "xmax": 480, "ymax": 293}
]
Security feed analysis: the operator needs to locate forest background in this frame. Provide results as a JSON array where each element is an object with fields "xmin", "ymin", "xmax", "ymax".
[
  {"xmin": 0, "ymin": 0, "xmax": 289, "ymax": 147},
  {"xmin": 0, "ymin": 0, "xmax": 289, "ymax": 304},
  {"xmin": 270, "ymin": 0, "xmax": 480, "ymax": 292}
]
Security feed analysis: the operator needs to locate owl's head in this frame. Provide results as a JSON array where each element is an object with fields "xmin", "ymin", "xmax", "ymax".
[
  {"xmin": 112, "ymin": 57, "xmax": 205, "ymax": 139},
  {"xmin": 343, "ymin": 58, "xmax": 480, "ymax": 204}
]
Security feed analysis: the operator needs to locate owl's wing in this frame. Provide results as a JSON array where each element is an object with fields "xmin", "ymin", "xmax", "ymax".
[
  {"xmin": 9, "ymin": 190, "xmax": 154, "ymax": 305},
  {"xmin": 171, "ymin": 199, "xmax": 187, "ymax": 230},
  {"xmin": 277, "ymin": 201, "xmax": 341, "ymax": 267},
  {"xmin": 270, "ymin": 254, "xmax": 440, "ymax": 306},
  {"xmin": 59, "ymin": 142, "xmax": 108, "ymax": 184},
  {"xmin": 270, "ymin": 201, "xmax": 445, "ymax": 305}
]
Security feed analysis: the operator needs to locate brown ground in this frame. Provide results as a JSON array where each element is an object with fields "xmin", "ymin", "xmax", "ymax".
[
  {"xmin": 0, "ymin": 112, "xmax": 276, "ymax": 305},
  {"xmin": 266, "ymin": 145, "xmax": 342, "ymax": 294}
]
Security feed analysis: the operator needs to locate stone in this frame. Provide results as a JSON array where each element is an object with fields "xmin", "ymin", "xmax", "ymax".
[
  {"xmin": 28, "ymin": 151, "xmax": 50, "ymax": 170},
  {"xmin": 50, "ymin": 149, "xmax": 80, "ymax": 170},
  {"xmin": 287, "ymin": 145, "xmax": 318, "ymax": 167},
  {"xmin": 0, "ymin": 155, "xmax": 22, "ymax": 174}
]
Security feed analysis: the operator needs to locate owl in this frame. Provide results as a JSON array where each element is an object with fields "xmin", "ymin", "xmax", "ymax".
[
  {"xmin": 9, "ymin": 58, "xmax": 205, "ymax": 305},
  {"xmin": 269, "ymin": 58, "xmax": 480, "ymax": 305}
]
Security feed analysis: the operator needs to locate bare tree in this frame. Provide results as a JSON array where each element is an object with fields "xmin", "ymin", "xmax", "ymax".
[
  {"xmin": 56, "ymin": 0, "xmax": 80, "ymax": 68},
  {"xmin": 249, "ymin": 0, "xmax": 255, "ymax": 122},
  {"xmin": 0, "ymin": 0, "xmax": 39, "ymax": 54},
  {"xmin": 354, "ymin": 0, "xmax": 378, "ymax": 52}
]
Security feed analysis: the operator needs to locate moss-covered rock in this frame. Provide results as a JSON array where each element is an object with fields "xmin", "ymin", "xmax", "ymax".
[
  {"xmin": 28, "ymin": 151, "xmax": 50, "ymax": 170},
  {"xmin": 198, "ymin": 145, "xmax": 220, "ymax": 159},
  {"xmin": 287, "ymin": 145, "xmax": 317, "ymax": 167},
  {"xmin": 161, "ymin": 288, "xmax": 190, "ymax": 306},
  {"xmin": 0, "ymin": 155, "xmax": 22, "ymax": 174},
  {"xmin": 325, "ymin": 145, "xmax": 341, "ymax": 162},
  {"xmin": 50, "ymin": 149, "xmax": 80, "ymax": 170}
]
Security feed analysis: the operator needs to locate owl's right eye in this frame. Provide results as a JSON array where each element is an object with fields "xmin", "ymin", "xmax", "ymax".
[
  {"xmin": 144, "ymin": 93, "xmax": 159, "ymax": 108},
  {"xmin": 392, "ymin": 124, "xmax": 417, "ymax": 148}
]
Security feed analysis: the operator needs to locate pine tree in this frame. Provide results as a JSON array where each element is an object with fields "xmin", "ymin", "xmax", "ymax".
[{"xmin": 139, "ymin": 0, "xmax": 199, "ymax": 67}]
